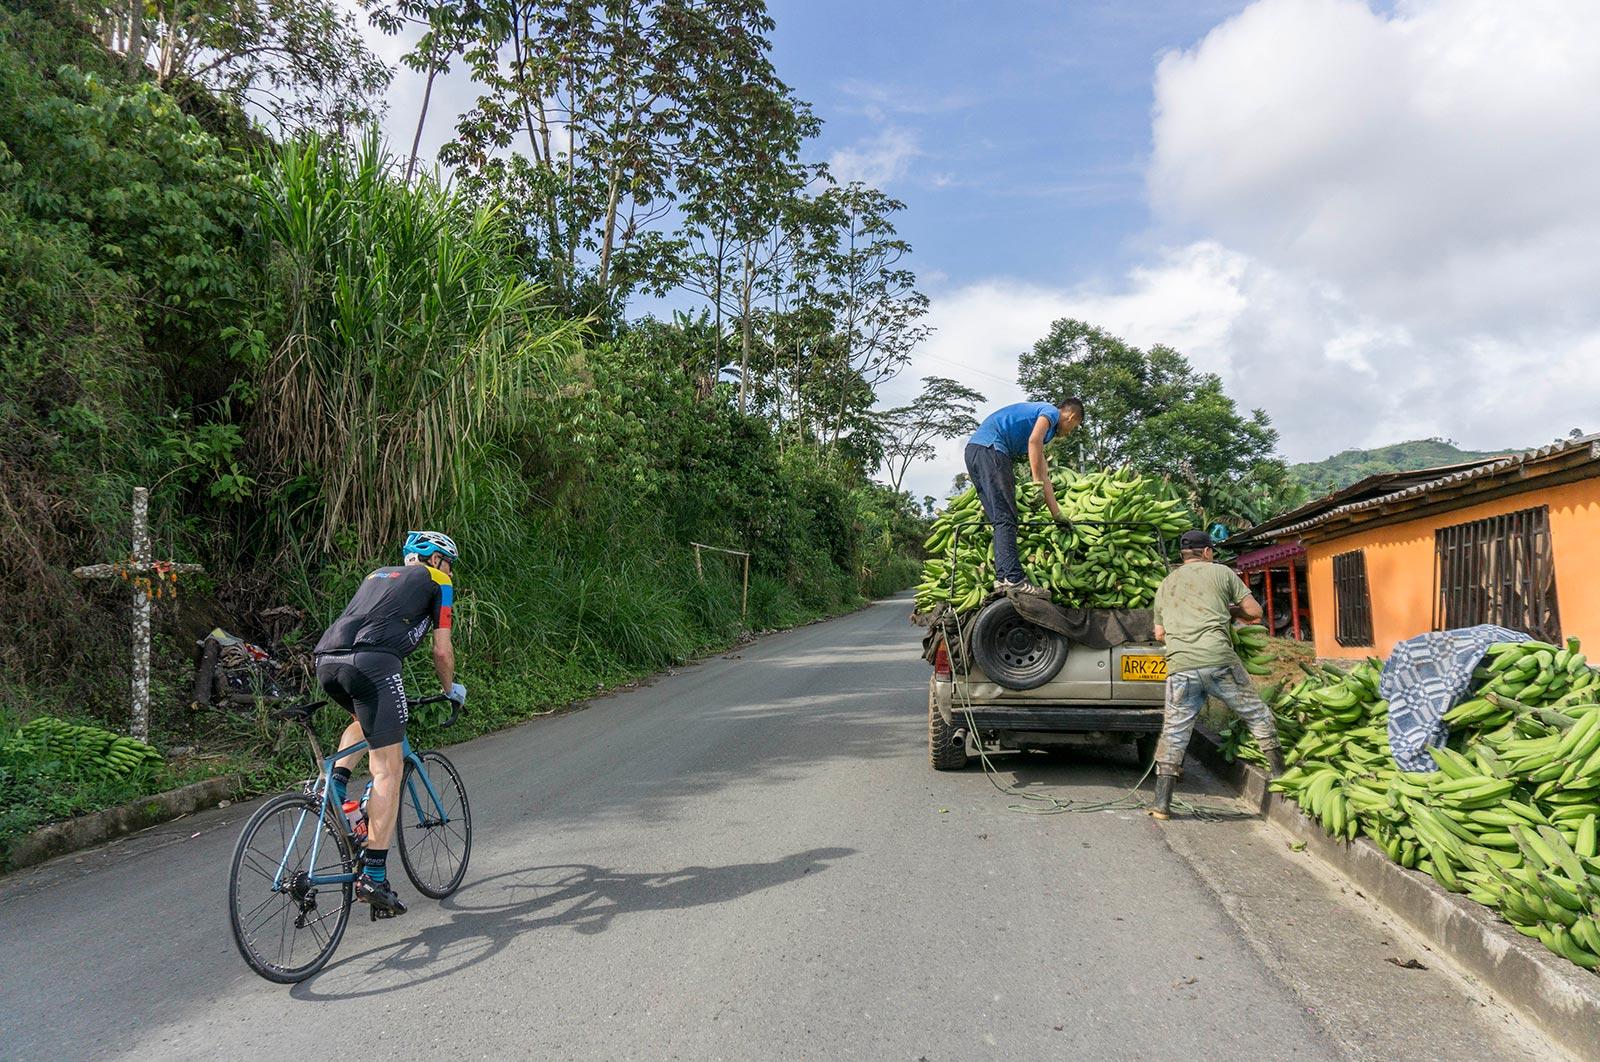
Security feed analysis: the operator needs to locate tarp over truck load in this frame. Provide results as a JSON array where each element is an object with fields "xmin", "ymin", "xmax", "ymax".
[{"xmin": 920, "ymin": 592, "xmax": 1156, "ymax": 668}]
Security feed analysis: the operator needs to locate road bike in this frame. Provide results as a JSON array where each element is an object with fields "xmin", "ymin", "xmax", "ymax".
[{"xmin": 227, "ymin": 694, "xmax": 472, "ymax": 983}]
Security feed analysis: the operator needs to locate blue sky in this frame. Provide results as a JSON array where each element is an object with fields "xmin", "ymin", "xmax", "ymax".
[
  {"xmin": 371, "ymin": 1, "xmax": 1600, "ymax": 501},
  {"xmin": 767, "ymin": 0, "xmax": 1243, "ymax": 286}
]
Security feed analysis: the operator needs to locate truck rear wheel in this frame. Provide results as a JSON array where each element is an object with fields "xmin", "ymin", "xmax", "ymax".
[
  {"xmin": 928, "ymin": 684, "xmax": 967, "ymax": 771},
  {"xmin": 969, "ymin": 598, "xmax": 1068, "ymax": 690}
]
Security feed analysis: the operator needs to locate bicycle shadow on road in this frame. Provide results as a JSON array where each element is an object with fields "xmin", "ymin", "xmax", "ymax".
[{"xmin": 289, "ymin": 846, "xmax": 856, "ymax": 1001}]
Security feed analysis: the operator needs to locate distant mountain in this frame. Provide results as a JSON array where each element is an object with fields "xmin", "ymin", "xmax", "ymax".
[{"xmin": 1289, "ymin": 439, "xmax": 1516, "ymax": 495}]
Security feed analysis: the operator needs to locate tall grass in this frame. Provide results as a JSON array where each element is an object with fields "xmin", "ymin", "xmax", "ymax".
[{"xmin": 247, "ymin": 132, "xmax": 581, "ymax": 557}]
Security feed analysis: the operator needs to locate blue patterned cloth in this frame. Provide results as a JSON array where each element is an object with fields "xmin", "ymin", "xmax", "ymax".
[{"xmin": 1380, "ymin": 625, "xmax": 1531, "ymax": 772}]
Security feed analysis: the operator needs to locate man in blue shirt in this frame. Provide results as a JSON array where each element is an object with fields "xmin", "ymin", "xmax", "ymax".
[{"xmin": 964, "ymin": 398, "xmax": 1084, "ymax": 596}]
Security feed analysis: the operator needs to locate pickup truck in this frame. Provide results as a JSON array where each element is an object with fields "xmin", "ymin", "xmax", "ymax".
[{"xmin": 923, "ymin": 596, "xmax": 1168, "ymax": 770}]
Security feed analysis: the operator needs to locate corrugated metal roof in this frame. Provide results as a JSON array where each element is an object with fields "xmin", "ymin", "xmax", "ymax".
[
  {"xmin": 1231, "ymin": 540, "xmax": 1305, "ymax": 572},
  {"xmin": 1269, "ymin": 434, "xmax": 1600, "ymax": 539},
  {"xmin": 1234, "ymin": 457, "xmax": 1507, "ymax": 544}
]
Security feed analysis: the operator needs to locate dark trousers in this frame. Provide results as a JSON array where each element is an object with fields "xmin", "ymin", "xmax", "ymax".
[{"xmin": 964, "ymin": 443, "xmax": 1023, "ymax": 583}]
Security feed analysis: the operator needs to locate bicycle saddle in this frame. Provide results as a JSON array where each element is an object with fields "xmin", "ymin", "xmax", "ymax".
[{"xmin": 270, "ymin": 699, "xmax": 329, "ymax": 723}]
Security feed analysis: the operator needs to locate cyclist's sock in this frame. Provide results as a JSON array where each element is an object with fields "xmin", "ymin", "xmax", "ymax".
[
  {"xmin": 331, "ymin": 766, "xmax": 352, "ymax": 808},
  {"xmin": 361, "ymin": 847, "xmax": 388, "ymax": 883}
]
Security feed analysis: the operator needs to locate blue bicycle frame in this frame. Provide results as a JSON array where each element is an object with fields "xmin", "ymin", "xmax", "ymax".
[{"xmin": 273, "ymin": 731, "xmax": 453, "ymax": 892}]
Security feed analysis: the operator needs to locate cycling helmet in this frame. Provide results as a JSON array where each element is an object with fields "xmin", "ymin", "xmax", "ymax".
[{"xmin": 403, "ymin": 530, "xmax": 459, "ymax": 562}]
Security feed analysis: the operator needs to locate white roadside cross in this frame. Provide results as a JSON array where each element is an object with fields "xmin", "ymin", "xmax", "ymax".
[{"xmin": 72, "ymin": 487, "xmax": 203, "ymax": 743}]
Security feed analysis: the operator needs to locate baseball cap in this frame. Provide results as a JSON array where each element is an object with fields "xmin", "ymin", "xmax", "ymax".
[{"xmin": 1179, "ymin": 529, "xmax": 1213, "ymax": 551}]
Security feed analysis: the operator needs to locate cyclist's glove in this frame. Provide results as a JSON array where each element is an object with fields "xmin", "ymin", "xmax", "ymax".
[{"xmin": 447, "ymin": 682, "xmax": 467, "ymax": 705}]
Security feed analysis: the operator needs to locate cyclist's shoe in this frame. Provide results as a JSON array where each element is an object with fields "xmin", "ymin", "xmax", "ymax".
[{"xmin": 355, "ymin": 874, "xmax": 407, "ymax": 920}]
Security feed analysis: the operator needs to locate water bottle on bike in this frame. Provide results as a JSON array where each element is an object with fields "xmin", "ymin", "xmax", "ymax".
[{"xmin": 342, "ymin": 783, "xmax": 371, "ymax": 846}]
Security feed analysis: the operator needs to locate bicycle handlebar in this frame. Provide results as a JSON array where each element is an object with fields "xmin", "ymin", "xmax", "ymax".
[{"xmin": 409, "ymin": 693, "xmax": 463, "ymax": 730}]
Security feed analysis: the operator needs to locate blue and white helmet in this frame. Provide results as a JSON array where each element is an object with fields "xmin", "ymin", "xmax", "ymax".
[{"xmin": 403, "ymin": 530, "xmax": 459, "ymax": 562}]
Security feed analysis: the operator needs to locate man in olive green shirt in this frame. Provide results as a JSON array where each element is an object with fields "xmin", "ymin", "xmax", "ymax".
[{"xmin": 1148, "ymin": 530, "xmax": 1284, "ymax": 819}]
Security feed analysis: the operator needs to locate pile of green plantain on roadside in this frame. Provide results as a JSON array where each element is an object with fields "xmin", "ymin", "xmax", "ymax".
[
  {"xmin": 1225, "ymin": 638, "xmax": 1600, "ymax": 971},
  {"xmin": 914, "ymin": 467, "xmax": 1191, "ymax": 614}
]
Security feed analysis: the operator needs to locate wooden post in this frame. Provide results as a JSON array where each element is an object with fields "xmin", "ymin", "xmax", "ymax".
[
  {"xmin": 129, "ymin": 487, "xmax": 152, "ymax": 742},
  {"xmin": 73, "ymin": 487, "xmax": 202, "ymax": 743},
  {"xmin": 689, "ymin": 542, "xmax": 751, "ymax": 623},
  {"xmin": 1264, "ymin": 565, "xmax": 1276, "ymax": 637},
  {"xmin": 1288, "ymin": 559, "xmax": 1302, "ymax": 641}
]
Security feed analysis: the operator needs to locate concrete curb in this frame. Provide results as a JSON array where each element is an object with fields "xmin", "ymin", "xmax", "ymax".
[
  {"xmin": 4, "ymin": 775, "xmax": 243, "ymax": 874},
  {"xmin": 1189, "ymin": 726, "xmax": 1600, "ymax": 1062}
]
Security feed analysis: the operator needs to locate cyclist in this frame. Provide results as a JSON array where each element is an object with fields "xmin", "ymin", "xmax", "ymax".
[{"xmin": 312, "ymin": 530, "xmax": 466, "ymax": 917}]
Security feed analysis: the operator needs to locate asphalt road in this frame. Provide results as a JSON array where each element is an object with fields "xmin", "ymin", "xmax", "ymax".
[{"xmin": 0, "ymin": 595, "xmax": 1559, "ymax": 1060}]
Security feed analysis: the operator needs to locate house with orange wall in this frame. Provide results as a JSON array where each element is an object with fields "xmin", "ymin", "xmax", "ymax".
[{"xmin": 1245, "ymin": 435, "xmax": 1600, "ymax": 660}]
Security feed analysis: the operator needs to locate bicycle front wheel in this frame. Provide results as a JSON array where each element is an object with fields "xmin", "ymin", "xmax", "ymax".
[
  {"xmin": 228, "ymin": 793, "xmax": 355, "ymax": 983},
  {"xmin": 397, "ymin": 749, "xmax": 472, "ymax": 899}
]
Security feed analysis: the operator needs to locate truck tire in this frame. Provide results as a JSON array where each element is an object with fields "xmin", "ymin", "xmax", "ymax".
[
  {"xmin": 968, "ymin": 598, "xmax": 1068, "ymax": 691},
  {"xmin": 929, "ymin": 684, "xmax": 967, "ymax": 771}
]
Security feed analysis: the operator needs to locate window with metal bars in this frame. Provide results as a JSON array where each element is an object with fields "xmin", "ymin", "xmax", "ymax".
[
  {"xmin": 1332, "ymin": 550, "xmax": 1374, "ymax": 647},
  {"xmin": 1433, "ymin": 505, "xmax": 1561, "ymax": 642}
]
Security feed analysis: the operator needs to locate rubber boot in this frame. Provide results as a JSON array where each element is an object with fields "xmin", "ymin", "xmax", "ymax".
[
  {"xmin": 1265, "ymin": 746, "xmax": 1288, "ymax": 779},
  {"xmin": 1150, "ymin": 775, "xmax": 1176, "ymax": 820}
]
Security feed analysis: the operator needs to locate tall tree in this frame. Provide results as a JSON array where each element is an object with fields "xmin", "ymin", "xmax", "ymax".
[
  {"xmin": 879, "ymin": 376, "xmax": 985, "ymax": 495},
  {"xmin": 1017, "ymin": 318, "xmax": 1293, "ymax": 524},
  {"xmin": 369, "ymin": 0, "xmax": 502, "ymax": 181},
  {"xmin": 96, "ymin": 0, "xmax": 392, "ymax": 131},
  {"xmin": 801, "ymin": 181, "xmax": 930, "ymax": 457},
  {"xmin": 443, "ymin": 0, "xmax": 799, "ymax": 314}
]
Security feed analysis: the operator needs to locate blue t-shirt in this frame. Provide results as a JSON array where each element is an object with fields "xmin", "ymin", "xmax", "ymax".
[{"xmin": 970, "ymin": 402, "xmax": 1060, "ymax": 458}]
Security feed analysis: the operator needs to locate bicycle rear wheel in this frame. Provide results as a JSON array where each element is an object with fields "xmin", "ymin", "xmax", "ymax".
[
  {"xmin": 228, "ymin": 793, "xmax": 355, "ymax": 983},
  {"xmin": 397, "ymin": 749, "xmax": 471, "ymax": 899}
]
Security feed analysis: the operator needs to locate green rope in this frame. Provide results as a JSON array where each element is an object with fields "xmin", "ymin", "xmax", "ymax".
[{"xmin": 947, "ymin": 617, "xmax": 1235, "ymax": 819}]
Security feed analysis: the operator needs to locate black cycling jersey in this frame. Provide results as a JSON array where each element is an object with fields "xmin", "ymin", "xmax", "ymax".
[{"xmin": 314, "ymin": 563, "xmax": 453, "ymax": 660}]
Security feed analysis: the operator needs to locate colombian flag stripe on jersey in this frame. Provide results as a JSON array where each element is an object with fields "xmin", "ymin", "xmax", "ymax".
[{"xmin": 427, "ymin": 564, "xmax": 454, "ymax": 629}]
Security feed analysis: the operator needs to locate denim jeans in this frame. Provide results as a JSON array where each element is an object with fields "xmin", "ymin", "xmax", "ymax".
[
  {"xmin": 964, "ymin": 443, "xmax": 1023, "ymax": 584},
  {"xmin": 1155, "ymin": 662, "xmax": 1280, "ymax": 777}
]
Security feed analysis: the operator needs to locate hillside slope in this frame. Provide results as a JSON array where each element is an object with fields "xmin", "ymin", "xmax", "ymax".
[{"xmin": 1290, "ymin": 439, "xmax": 1514, "ymax": 494}]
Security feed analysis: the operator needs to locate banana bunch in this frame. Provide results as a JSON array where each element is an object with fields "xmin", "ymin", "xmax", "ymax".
[
  {"xmin": 914, "ymin": 467, "xmax": 1192, "ymax": 614},
  {"xmin": 1220, "ymin": 680, "xmax": 1296, "ymax": 767},
  {"xmin": 1231, "ymin": 624, "xmax": 1272, "ymax": 676},
  {"xmin": 4, "ymin": 715, "xmax": 163, "ymax": 781},
  {"xmin": 1456, "ymin": 822, "xmax": 1600, "ymax": 969},
  {"xmin": 1472, "ymin": 638, "xmax": 1596, "ymax": 711},
  {"xmin": 1261, "ymin": 633, "xmax": 1600, "ymax": 970},
  {"xmin": 1268, "ymin": 661, "xmax": 1392, "ymax": 841},
  {"xmin": 1220, "ymin": 660, "xmax": 1372, "ymax": 770}
]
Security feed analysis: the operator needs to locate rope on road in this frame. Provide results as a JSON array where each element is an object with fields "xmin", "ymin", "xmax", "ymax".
[{"xmin": 949, "ymin": 623, "xmax": 1235, "ymax": 820}]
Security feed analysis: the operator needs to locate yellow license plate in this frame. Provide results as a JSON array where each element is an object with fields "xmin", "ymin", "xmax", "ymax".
[{"xmin": 1120, "ymin": 654, "xmax": 1168, "ymax": 681}]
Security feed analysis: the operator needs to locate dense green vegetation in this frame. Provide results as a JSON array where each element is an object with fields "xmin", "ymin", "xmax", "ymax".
[
  {"xmin": 1288, "ymin": 438, "xmax": 1515, "ymax": 496},
  {"xmin": 1017, "ymin": 319, "xmax": 1304, "ymax": 529},
  {"xmin": 0, "ymin": 0, "xmax": 924, "ymax": 856}
]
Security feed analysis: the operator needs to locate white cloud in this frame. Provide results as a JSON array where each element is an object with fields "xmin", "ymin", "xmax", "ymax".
[
  {"xmin": 893, "ymin": 0, "xmax": 1600, "ymax": 500},
  {"xmin": 828, "ymin": 127, "xmax": 920, "ymax": 186},
  {"xmin": 1150, "ymin": 0, "xmax": 1600, "ymax": 333},
  {"xmin": 892, "ymin": 235, "xmax": 1600, "ymax": 501},
  {"xmin": 837, "ymin": 78, "xmax": 978, "ymax": 120}
]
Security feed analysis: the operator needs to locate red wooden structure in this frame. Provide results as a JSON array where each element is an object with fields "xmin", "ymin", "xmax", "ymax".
[{"xmin": 1231, "ymin": 540, "xmax": 1309, "ymax": 640}]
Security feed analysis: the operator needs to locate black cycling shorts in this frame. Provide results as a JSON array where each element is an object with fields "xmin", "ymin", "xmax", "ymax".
[{"xmin": 315, "ymin": 651, "xmax": 408, "ymax": 749}]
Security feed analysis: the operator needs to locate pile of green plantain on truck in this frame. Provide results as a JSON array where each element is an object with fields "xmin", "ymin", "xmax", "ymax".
[
  {"xmin": 914, "ymin": 467, "xmax": 1192, "ymax": 614},
  {"xmin": 1221, "ymin": 638, "xmax": 1600, "ymax": 971}
]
